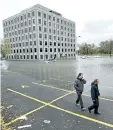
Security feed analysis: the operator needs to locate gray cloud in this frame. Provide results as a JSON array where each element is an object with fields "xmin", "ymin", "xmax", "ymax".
[{"xmin": 82, "ymin": 20, "xmax": 113, "ymax": 34}]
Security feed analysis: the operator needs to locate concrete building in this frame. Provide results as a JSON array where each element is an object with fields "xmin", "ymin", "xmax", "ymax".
[{"xmin": 3, "ymin": 4, "xmax": 76, "ymax": 60}]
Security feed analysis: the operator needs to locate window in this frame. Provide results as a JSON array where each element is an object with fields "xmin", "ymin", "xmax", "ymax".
[
  {"xmin": 38, "ymin": 19, "xmax": 41, "ymax": 24},
  {"xmin": 38, "ymin": 11, "xmax": 41, "ymax": 17},
  {"xmin": 45, "ymin": 48, "xmax": 48, "ymax": 52},
  {"xmin": 54, "ymin": 42, "xmax": 56, "ymax": 46},
  {"xmin": 24, "ymin": 14, "xmax": 26, "ymax": 19},
  {"xmin": 50, "ymin": 42, "xmax": 52, "ymax": 46},
  {"xmin": 58, "ymin": 37, "xmax": 60, "ymax": 40},
  {"xmin": 35, "ymin": 55, "xmax": 37, "ymax": 59},
  {"xmin": 34, "ymin": 41, "xmax": 36, "ymax": 45},
  {"xmin": 57, "ymin": 31, "xmax": 59, "ymax": 35},
  {"xmin": 34, "ymin": 48, "xmax": 37, "ymax": 52},
  {"xmin": 54, "ymin": 48, "xmax": 56, "ymax": 52},
  {"xmin": 28, "ymin": 13, "xmax": 30, "ymax": 17},
  {"xmin": 71, "ymin": 49, "xmax": 73, "ymax": 52},
  {"xmin": 44, "ymin": 21, "xmax": 46, "ymax": 25},
  {"xmin": 49, "ymin": 29, "xmax": 51, "ymax": 33},
  {"xmin": 65, "ymin": 49, "xmax": 67, "ymax": 52},
  {"xmin": 44, "ymin": 13, "xmax": 46, "ymax": 18},
  {"xmin": 14, "ymin": 50, "xmax": 15, "ymax": 53},
  {"xmin": 61, "ymin": 32, "xmax": 63, "ymax": 35},
  {"xmin": 44, "ymin": 34, "xmax": 47, "ymax": 39},
  {"xmin": 45, "ymin": 55, "xmax": 48, "ymax": 59},
  {"xmin": 40, "ymin": 48, "xmax": 42, "ymax": 52},
  {"xmin": 61, "ymin": 26, "xmax": 63, "ymax": 30},
  {"xmin": 23, "ymin": 49, "xmax": 25, "ymax": 53},
  {"xmin": 26, "ymin": 35, "xmax": 28, "ymax": 40},
  {"xmin": 29, "ymin": 27, "xmax": 31, "ymax": 32},
  {"xmin": 65, "ymin": 43, "xmax": 67, "ymax": 46},
  {"xmin": 30, "ymin": 41, "xmax": 32, "ymax": 46},
  {"xmin": 20, "ymin": 49, "xmax": 22, "ymax": 53},
  {"xmin": 25, "ymin": 28, "xmax": 27, "ymax": 33},
  {"xmin": 54, "ymin": 36, "xmax": 56, "ymax": 40},
  {"xmin": 50, "ymin": 48, "xmax": 52, "ymax": 52},
  {"xmin": 40, "ymin": 41, "xmax": 42, "ymax": 45},
  {"xmin": 40, "ymin": 55, "xmax": 43, "ymax": 59},
  {"xmin": 53, "ymin": 30, "xmax": 56, "ymax": 34},
  {"xmin": 74, "ymin": 49, "xmax": 75, "ymax": 52},
  {"xmin": 31, "ymin": 55, "xmax": 33, "ymax": 59},
  {"xmin": 44, "ymin": 27, "xmax": 47, "ymax": 32},
  {"xmin": 33, "ymin": 33, "xmax": 36, "ymax": 38},
  {"xmin": 33, "ymin": 26, "xmax": 35, "ymax": 31},
  {"xmin": 17, "ymin": 49, "xmax": 18, "ymax": 53},
  {"xmin": 33, "ymin": 19, "xmax": 35, "ymax": 24},
  {"xmin": 58, "ymin": 48, "xmax": 60, "ymax": 52},
  {"xmin": 29, "ymin": 34, "xmax": 32, "ymax": 39},
  {"xmin": 27, "ymin": 55, "xmax": 29, "ymax": 59},
  {"xmin": 62, "ymin": 49, "xmax": 64, "ymax": 52},
  {"xmin": 49, "ymin": 35, "xmax": 52, "ymax": 40},
  {"xmin": 39, "ymin": 26, "xmax": 41, "ymax": 31},
  {"xmin": 53, "ymin": 17, "xmax": 55, "ymax": 21},
  {"xmin": 23, "ymin": 43, "xmax": 24, "ymax": 47},
  {"xmin": 32, "ymin": 11, "xmax": 35, "ymax": 16},
  {"xmin": 58, "ymin": 43, "xmax": 60, "ymax": 46},
  {"xmin": 26, "ymin": 42, "xmax": 28, "ymax": 46},
  {"xmin": 62, "ymin": 43, "xmax": 63, "ymax": 46},
  {"xmin": 45, "ymin": 41, "xmax": 47, "ymax": 46},
  {"xmin": 48, "ymin": 15, "xmax": 51, "ymax": 20},
  {"xmin": 21, "ymin": 16, "xmax": 23, "ymax": 20},
  {"xmin": 49, "ymin": 22, "xmax": 51, "ymax": 26},
  {"xmin": 27, "ymin": 49, "xmax": 29, "ymax": 52},
  {"xmin": 29, "ymin": 20, "xmax": 31, "ymax": 25},
  {"xmin": 57, "ymin": 18, "xmax": 59, "ymax": 23},
  {"xmin": 30, "ymin": 48, "xmax": 32, "ymax": 53},
  {"xmin": 39, "ymin": 33, "xmax": 42, "ymax": 38},
  {"xmin": 61, "ymin": 37, "xmax": 63, "ymax": 41}
]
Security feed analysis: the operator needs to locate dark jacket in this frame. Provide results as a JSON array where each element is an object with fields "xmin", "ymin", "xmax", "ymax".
[
  {"xmin": 74, "ymin": 78, "xmax": 86, "ymax": 93},
  {"xmin": 91, "ymin": 84, "xmax": 100, "ymax": 101}
]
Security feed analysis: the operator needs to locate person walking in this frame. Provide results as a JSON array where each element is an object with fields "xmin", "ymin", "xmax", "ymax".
[
  {"xmin": 74, "ymin": 73, "xmax": 87, "ymax": 111},
  {"xmin": 88, "ymin": 79, "xmax": 100, "ymax": 115}
]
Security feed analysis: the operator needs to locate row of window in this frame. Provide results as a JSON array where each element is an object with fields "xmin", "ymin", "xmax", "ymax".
[
  {"xmin": 9, "ymin": 53, "xmax": 75, "ymax": 60},
  {"xmin": 4, "ymin": 28, "xmax": 75, "ymax": 38},
  {"xmin": 4, "ymin": 21, "xmax": 75, "ymax": 33},
  {"xmin": 11, "ymin": 48, "xmax": 75, "ymax": 54},
  {"xmin": 4, "ymin": 11, "xmax": 75, "ymax": 28},
  {"xmin": 11, "ymin": 41, "xmax": 75, "ymax": 48}
]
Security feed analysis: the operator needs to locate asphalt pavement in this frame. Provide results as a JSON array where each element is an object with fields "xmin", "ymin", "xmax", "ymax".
[{"xmin": 1, "ymin": 59, "xmax": 113, "ymax": 130}]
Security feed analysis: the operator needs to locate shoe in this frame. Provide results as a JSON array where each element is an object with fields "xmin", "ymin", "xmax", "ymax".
[
  {"xmin": 94, "ymin": 112, "xmax": 100, "ymax": 115},
  {"xmin": 76, "ymin": 103, "xmax": 80, "ymax": 106},
  {"xmin": 81, "ymin": 107, "xmax": 86, "ymax": 111},
  {"xmin": 88, "ymin": 107, "xmax": 91, "ymax": 113}
]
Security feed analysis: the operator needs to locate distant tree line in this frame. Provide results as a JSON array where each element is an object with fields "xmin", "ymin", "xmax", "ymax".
[{"xmin": 77, "ymin": 39, "xmax": 113, "ymax": 56}]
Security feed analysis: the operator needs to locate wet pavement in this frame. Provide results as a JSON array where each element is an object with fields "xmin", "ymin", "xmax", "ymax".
[{"xmin": 1, "ymin": 57, "xmax": 113, "ymax": 130}]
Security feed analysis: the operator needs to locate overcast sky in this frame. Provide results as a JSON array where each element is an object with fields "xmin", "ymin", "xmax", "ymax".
[{"xmin": 0, "ymin": 0, "xmax": 113, "ymax": 44}]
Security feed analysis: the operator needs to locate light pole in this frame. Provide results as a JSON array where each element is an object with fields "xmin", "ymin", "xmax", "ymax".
[{"xmin": 75, "ymin": 36, "xmax": 81, "ymax": 59}]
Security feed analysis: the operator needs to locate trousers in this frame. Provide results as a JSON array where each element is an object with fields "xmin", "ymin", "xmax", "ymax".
[
  {"xmin": 76, "ymin": 91, "xmax": 84, "ymax": 108},
  {"xmin": 89, "ymin": 98, "xmax": 99, "ymax": 113}
]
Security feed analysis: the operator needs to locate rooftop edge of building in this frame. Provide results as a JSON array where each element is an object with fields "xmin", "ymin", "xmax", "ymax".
[{"xmin": 3, "ymin": 4, "xmax": 75, "ymax": 24}]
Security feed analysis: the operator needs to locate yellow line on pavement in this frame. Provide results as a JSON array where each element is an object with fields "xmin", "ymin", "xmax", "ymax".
[
  {"xmin": 32, "ymin": 82, "xmax": 113, "ymax": 102},
  {"xmin": 6, "ymin": 88, "xmax": 73, "ymax": 126},
  {"xmin": 6, "ymin": 88, "xmax": 113, "ymax": 128}
]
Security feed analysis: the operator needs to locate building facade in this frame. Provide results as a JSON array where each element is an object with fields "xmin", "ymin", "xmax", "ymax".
[{"xmin": 3, "ymin": 4, "xmax": 76, "ymax": 60}]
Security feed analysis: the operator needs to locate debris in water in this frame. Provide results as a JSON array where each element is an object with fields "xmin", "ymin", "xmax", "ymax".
[
  {"xmin": 43, "ymin": 80, "xmax": 46, "ymax": 82},
  {"xmin": 43, "ymin": 120, "xmax": 51, "ymax": 124},
  {"xmin": 7, "ymin": 105, "xmax": 13, "ymax": 109},
  {"xmin": 19, "ymin": 115, "xmax": 28, "ymax": 120},
  {"xmin": 18, "ymin": 124, "xmax": 32, "ymax": 129}
]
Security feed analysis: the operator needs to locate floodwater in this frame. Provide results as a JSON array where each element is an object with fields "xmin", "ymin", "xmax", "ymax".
[{"xmin": 2, "ymin": 56, "xmax": 113, "ymax": 98}]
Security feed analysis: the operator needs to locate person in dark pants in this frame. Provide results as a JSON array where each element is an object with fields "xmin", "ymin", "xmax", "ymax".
[
  {"xmin": 88, "ymin": 79, "xmax": 100, "ymax": 115},
  {"xmin": 74, "ymin": 73, "xmax": 87, "ymax": 111}
]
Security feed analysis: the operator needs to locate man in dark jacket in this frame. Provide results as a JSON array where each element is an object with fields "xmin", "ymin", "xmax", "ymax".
[
  {"xmin": 88, "ymin": 79, "xmax": 100, "ymax": 115},
  {"xmin": 74, "ymin": 73, "xmax": 86, "ymax": 111}
]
